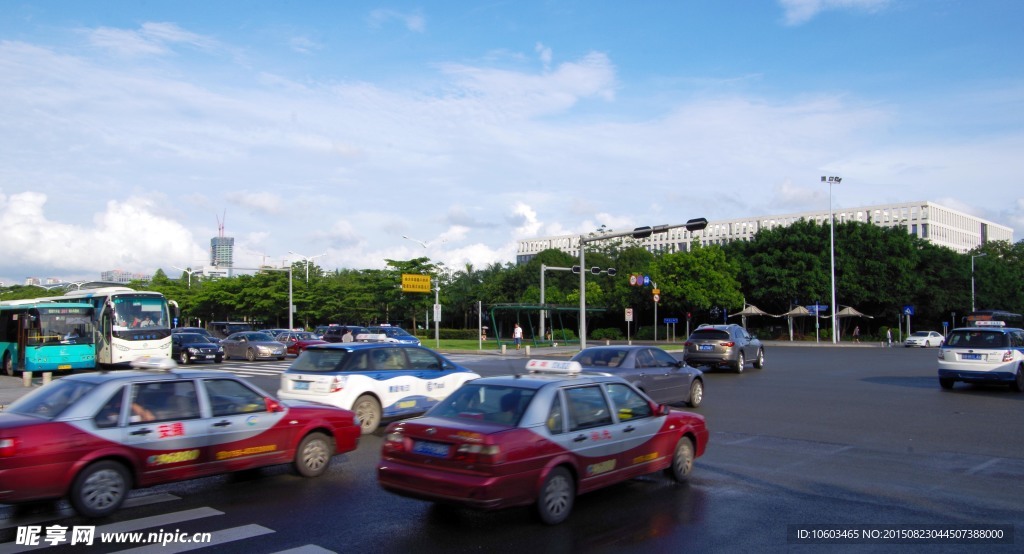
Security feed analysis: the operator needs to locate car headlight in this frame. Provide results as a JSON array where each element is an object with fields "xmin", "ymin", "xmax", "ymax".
[{"xmin": 188, "ymin": 347, "xmax": 200, "ymax": 354}]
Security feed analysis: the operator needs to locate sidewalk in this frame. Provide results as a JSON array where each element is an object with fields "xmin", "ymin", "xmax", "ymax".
[{"xmin": 0, "ymin": 374, "xmax": 44, "ymax": 410}]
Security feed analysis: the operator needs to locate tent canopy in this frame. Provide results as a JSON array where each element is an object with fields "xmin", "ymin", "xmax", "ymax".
[
  {"xmin": 782, "ymin": 306, "xmax": 813, "ymax": 317},
  {"xmin": 728, "ymin": 304, "xmax": 774, "ymax": 318},
  {"xmin": 836, "ymin": 306, "xmax": 873, "ymax": 318}
]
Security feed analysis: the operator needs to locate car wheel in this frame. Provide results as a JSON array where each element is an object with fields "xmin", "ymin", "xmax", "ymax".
[
  {"xmin": 294, "ymin": 432, "xmax": 334, "ymax": 477},
  {"xmin": 753, "ymin": 348, "xmax": 765, "ymax": 369},
  {"xmin": 536, "ymin": 467, "xmax": 574, "ymax": 525},
  {"xmin": 939, "ymin": 377, "xmax": 955, "ymax": 390},
  {"xmin": 665, "ymin": 436, "xmax": 695, "ymax": 483},
  {"xmin": 353, "ymin": 394, "xmax": 382, "ymax": 434},
  {"xmin": 277, "ymin": 356, "xmax": 285, "ymax": 361},
  {"xmin": 178, "ymin": 351, "xmax": 190, "ymax": 365},
  {"xmin": 733, "ymin": 352, "xmax": 745, "ymax": 373},
  {"xmin": 246, "ymin": 348, "xmax": 256, "ymax": 362},
  {"xmin": 1013, "ymin": 368, "xmax": 1024, "ymax": 393},
  {"xmin": 3, "ymin": 352, "xmax": 13, "ymax": 377},
  {"xmin": 70, "ymin": 460, "xmax": 130, "ymax": 518},
  {"xmin": 687, "ymin": 379, "xmax": 703, "ymax": 408},
  {"xmin": 215, "ymin": 356, "xmax": 223, "ymax": 364}
]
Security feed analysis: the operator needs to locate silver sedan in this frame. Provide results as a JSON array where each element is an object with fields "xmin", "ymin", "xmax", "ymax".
[{"xmin": 220, "ymin": 331, "xmax": 287, "ymax": 361}]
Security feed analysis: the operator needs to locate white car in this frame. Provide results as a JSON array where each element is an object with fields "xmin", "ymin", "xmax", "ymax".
[
  {"xmin": 278, "ymin": 343, "xmax": 480, "ymax": 434},
  {"xmin": 937, "ymin": 325, "xmax": 1024, "ymax": 391},
  {"xmin": 905, "ymin": 331, "xmax": 945, "ymax": 347}
]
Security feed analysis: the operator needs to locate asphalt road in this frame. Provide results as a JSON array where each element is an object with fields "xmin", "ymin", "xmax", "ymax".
[{"xmin": 1, "ymin": 345, "xmax": 1021, "ymax": 553}]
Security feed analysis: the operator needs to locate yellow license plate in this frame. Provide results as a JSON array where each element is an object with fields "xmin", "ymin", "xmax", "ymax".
[{"xmin": 58, "ymin": 364, "xmax": 72, "ymax": 370}]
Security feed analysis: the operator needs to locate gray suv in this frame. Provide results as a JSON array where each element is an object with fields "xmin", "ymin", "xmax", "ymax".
[{"xmin": 683, "ymin": 324, "xmax": 764, "ymax": 373}]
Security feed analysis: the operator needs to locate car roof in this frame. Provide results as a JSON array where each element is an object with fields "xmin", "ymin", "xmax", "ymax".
[
  {"xmin": 62, "ymin": 367, "xmax": 237, "ymax": 385},
  {"xmin": 305, "ymin": 342, "xmax": 418, "ymax": 351},
  {"xmin": 467, "ymin": 372, "xmax": 624, "ymax": 391}
]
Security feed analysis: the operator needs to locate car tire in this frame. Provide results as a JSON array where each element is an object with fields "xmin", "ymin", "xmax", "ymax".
[
  {"xmin": 353, "ymin": 394, "xmax": 382, "ymax": 434},
  {"xmin": 246, "ymin": 348, "xmax": 256, "ymax": 362},
  {"xmin": 665, "ymin": 436, "xmax": 695, "ymax": 483},
  {"xmin": 753, "ymin": 348, "xmax": 765, "ymax": 369},
  {"xmin": 939, "ymin": 377, "xmax": 955, "ymax": 390},
  {"xmin": 178, "ymin": 351, "xmax": 190, "ymax": 365},
  {"xmin": 733, "ymin": 352, "xmax": 745, "ymax": 373},
  {"xmin": 1013, "ymin": 368, "xmax": 1024, "ymax": 393},
  {"xmin": 536, "ymin": 467, "xmax": 574, "ymax": 525},
  {"xmin": 277, "ymin": 357, "xmax": 285, "ymax": 361},
  {"xmin": 215, "ymin": 356, "xmax": 223, "ymax": 364},
  {"xmin": 3, "ymin": 352, "xmax": 13, "ymax": 377},
  {"xmin": 294, "ymin": 432, "xmax": 334, "ymax": 477},
  {"xmin": 687, "ymin": 379, "xmax": 703, "ymax": 408},
  {"xmin": 70, "ymin": 460, "xmax": 130, "ymax": 518}
]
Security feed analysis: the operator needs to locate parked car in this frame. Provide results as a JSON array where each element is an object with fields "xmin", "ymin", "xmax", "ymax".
[
  {"xmin": 321, "ymin": 325, "xmax": 371, "ymax": 343},
  {"xmin": 683, "ymin": 324, "xmax": 764, "ymax": 373},
  {"xmin": 208, "ymin": 321, "xmax": 254, "ymax": 339},
  {"xmin": 278, "ymin": 343, "xmax": 480, "ymax": 433},
  {"xmin": 377, "ymin": 361, "xmax": 708, "ymax": 524},
  {"xmin": 172, "ymin": 326, "xmax": 220, "ymax": 344},
  {"xmin": 937, "ymin": 325, "xmax": 1024, "ymax": 391},
  {"xmin": 262, "ymin": 328, "xmax": 293, "ymax": 338},
  {"xmin": 171, "ymin": 332, "xmax": 224, "ymax": 364},
  {"xmin": 0, "ymin": 359, "xmax": 361, "ymax": 518},
  {"xmin": 276, "ymin": 331, "xmax": 328, "ymax": 356},
  {"xmin": 905, "ymin": 330, "xmax": 945, "ymax": 347},
  {"xmin": 569, "ymin": 345, "xmax": 704, "ymax": 407},
  {"xmin": 220, "ymin": 331, "xmax": 287, "ymax": 361},
  {"xmin": 313, "ymin": 325, "xmax": 337, "ymax": 339},
  {"xmin": 365, "ymin": 325, "xmax": 421, "ymax": 345}
]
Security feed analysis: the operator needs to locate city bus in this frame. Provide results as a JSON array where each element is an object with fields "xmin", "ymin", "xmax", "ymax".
[
  {"xmin": 964, "ymin": 310, "xmax": 1024, "ymax": 328},
  {"xmin": 0, "ymin": 302, "xmax": 97, "ymax": 376},
  {"xmin": 1, "ymin": 286, "xmax": 178, "ymax": 367}
]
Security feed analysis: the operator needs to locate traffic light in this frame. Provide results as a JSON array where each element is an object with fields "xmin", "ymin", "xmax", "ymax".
[
  {"xmin": 606, "ymin": 268, "xmax": 617, "ymax": 276},
  {"xmin": 591, "ymin": 267, "xmax": 601, "ymax": 275},
  {"xmin": 571, "ymin": 265, "xmax": 581, "ymax": 274}
]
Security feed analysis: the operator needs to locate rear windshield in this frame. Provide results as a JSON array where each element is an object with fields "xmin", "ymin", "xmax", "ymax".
[
  {"xmin": 689, "ymin": 329, "xmax": 730, "ymax": 340},
  {"xmin": 429, "ymin": 383, "xmax": 536, "ymax": 426},
  {"xmin": 290, "ymin": 349, "xmax": 351, "ymax": 372},
  {"xmin": 945, "ymin": 330, "xmax": 1010, "ymax": 349}
]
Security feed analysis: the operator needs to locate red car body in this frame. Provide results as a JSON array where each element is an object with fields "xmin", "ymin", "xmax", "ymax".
[
  {"xmin": 276, "ymin": 331, "xmax": 329, "ymax": 356},
  {"xmin": 0, "ymin": 368, "xmax": 360, "ymax": 517}
]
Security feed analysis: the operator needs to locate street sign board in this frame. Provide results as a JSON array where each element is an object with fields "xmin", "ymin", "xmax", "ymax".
[
  {"xmin": 664, "ymin": 318, "xmax": 678, "ymax": 324},
  {"xmin": 402, "ymin": 273, "xmax": 431, "ymax": 293},
  {"xmin": 903, "ymin": 305, "xmax": 915, "ymax": 316},
  {"xmin": 625, "ymin": 308, "xmax": 634, "ymax": 322},
  {"xmin": 653, "ymin": 294, "xmax": 660, "ymax": 302}
]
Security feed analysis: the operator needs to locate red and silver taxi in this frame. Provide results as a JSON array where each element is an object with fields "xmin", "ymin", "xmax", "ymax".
[
  {"xmin": 0, "ymin": 358, "xmax": 361, "ymax": 517},
  {"xmin": 377, "ymin": 360, "xmax": 708, "ymax": 524}
]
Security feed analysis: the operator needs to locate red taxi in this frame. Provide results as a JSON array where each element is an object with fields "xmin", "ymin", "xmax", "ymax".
[
  {"xmin": 0, "ymin": 360, "xmax": 361, "ymax": 517},
  {"xmin": 377, "ymin": 360, "xmax": 708, "ymax": 524}
]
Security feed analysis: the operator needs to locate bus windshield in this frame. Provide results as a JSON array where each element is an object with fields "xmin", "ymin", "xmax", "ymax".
[
  {"xmin": 112, "ymin": 296, "xmax": 170, "ymax": 331},
  {"xmin": 27, "ymin": 306, "xmax": 95, "ymax": 346}
]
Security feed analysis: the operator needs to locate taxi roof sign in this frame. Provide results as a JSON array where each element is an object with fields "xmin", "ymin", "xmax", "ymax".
[
  {"xmin": 130, "ymin": 355, "xmax": 178, "ymax": 371},
  {"xmin": 525, "ymin": 359, "xmax": 582, "ymax": 375}
]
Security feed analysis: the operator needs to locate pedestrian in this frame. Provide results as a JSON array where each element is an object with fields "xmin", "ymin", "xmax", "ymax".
[
  {"xmin": 342, "ymin": 329, "xmax": 354, "ymax": 343},
  {"xmin": 513, "ymin": 323, "xmax": 523, "ymax": 350},
  {"xmin": 886, "ymin": 328, "xmax": 892, "ymax": 347},
  {"xmin": 853, "ymin": 326, "xmax": 861, "ymax": 343}
]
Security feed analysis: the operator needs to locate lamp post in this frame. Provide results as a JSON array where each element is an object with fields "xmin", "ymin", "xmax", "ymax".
[
  {"xmin": 577, "ymin": 218, "xmax": 707, "ymax": 349},
  {"xmin": 172, "ymin": 266, "xmax": 198, "ymax": 288},
  {"xmin": 402, "ymin": 235, "xmax": 443, "ymax": 348},
  {"xmin": 287, "ymin": 251, "xmax": 325, "ymax": 284},
  {"xmin": 822, "ymin": 175, "xmax": 842, "ymax": 344},
  {"xmin": 971, "ymin": 253, "xmax": 987, "ymax": 312}
]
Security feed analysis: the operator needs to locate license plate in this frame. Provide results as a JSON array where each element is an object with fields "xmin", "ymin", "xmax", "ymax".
[
  {"xmin": 293, "ymin": 381, "xmax": 310, "ymax": 390},
  {"xmin": 961, "ymin": 354, "xmax": 982, "ymax": 360},
  {"xmin": 699, "ymin": 345, "xmax": 714, "ymax": 351},
  {"xmin": 412, "ymin": 440, "xmax": 450, "ymax": 458},
  {"xmin": 58, "ymin": 364, "xmax": 72, "ymax": 370}
]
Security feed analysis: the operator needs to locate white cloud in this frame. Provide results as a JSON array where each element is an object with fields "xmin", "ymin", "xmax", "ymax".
[
  {"xmin": 86, "ymin": 22, "xmax": 219, "ymax": 57},
  {"xmin": 779, "ymin": 0, "xmax": 891, "ymax": 26},
  {"xmin": 368, "ymin": 9, "xmax": 426, "ymax": 32}
]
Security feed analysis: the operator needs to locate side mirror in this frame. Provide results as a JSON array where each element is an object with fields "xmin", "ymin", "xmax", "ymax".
[
  {"xmin": 659, "ymin": 404, "xmax": 671, "ymax": 416},
  {"xmin": 265, "ymin": 398, "xmax": 284, "ymax": 413}
]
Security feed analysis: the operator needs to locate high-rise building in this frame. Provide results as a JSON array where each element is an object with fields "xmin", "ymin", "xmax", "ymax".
[{"xmin": 210, "ymin": 236, "xmax": 234, "ymax": 277}]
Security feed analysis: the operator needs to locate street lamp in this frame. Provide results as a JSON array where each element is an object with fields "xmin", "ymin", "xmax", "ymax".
[
  {"xmin": 822, "ymin": 175, "xmax": 842, "ymax": 344},
  {"xmin": 577, "ymin": 218, "xmax": 707, "ymax": 349},
  {"xmin": 172, "ymin": 266, "xmax": 198, "ymax": 288},
  {"xmin": 288, "ymin": 251, "xmax": 326, "ymax": 284},
  {"xmin": 971, "ymin": 253, "xmax": 987, "ymax": 312}
]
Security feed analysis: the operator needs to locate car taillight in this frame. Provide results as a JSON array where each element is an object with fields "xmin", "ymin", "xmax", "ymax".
[
  {"xmin": 1003, "ymin": 351, "xmax": 1014, "ymax": 363},
  {"xmin": 0, "ymin": 438, "xmax": 16, "ymax": 457},
  {"xmin": 684, "ymin": 341, "xmax": 693, "ymax": 347},
  {"xmin": 330, "ymin": 376, "xmax": 346, "ymax": 393},
  {"xmin": 937, "ymin": 350, "xmax": 945, "ymax": 360},
  {"xmin": 721, "ymin": 341, "xmax": 735, "ymax": 347},
  {"xmin": 455, "ymin": 443, "xmax": 502, "ymax": 464},
  {"xmin": 383, "ymin": 430, "xmax": 407, "ymax": 454}
]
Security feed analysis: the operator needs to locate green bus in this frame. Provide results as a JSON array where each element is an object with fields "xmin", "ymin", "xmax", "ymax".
[{"xmin": 0, "ymin": 302, "xmax": 97, "ymax": 375}]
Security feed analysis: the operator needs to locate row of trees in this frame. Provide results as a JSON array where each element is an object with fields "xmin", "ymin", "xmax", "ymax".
[{"xmin": 4, "ymin": 221, "xmax": 1023, "ymax": 340}]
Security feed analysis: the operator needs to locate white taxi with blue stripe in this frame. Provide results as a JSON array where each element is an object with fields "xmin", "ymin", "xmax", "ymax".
[
  {"xmin": 937, "ymin": 322, "xmax": 1024, "ymax": 391},
  {"xmin": 278, "ymin": 343, "xmax": 480, "ymax": 434}
]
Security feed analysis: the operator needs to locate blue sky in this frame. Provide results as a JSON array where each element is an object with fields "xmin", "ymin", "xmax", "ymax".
[{"xmin": 1, "ymin": 0, "xmax": 1022, "ymax": 284}]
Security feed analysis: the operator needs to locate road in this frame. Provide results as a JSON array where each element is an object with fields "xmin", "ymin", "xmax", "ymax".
[{"xmin": 1, "ymin": 346, "xmax": 1021, "ymax": 552}]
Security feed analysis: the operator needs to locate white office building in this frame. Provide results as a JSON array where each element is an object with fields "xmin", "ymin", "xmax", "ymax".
[{"xmin": 516, "ymin": 200, "xmax": 1013, "ymax": 263}]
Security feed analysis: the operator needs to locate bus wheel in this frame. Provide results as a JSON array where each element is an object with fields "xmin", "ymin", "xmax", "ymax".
[{"xmin": 3, "ymin": 352, "xmax": 13, "ymax": 377}]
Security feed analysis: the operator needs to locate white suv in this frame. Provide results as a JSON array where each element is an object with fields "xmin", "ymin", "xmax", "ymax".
[{"xmin": 937, "ymin": 325, "xmax": 1024, "ymax": 391}]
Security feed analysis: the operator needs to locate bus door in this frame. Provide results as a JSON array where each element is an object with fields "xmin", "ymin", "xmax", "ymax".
[
  {"xmin": 16, "ymin": 312, "xmax": 32, "ymax": 370},
  {"xmin": 96, "ymin": 301, "xmax": 114, "ymax": 365}
]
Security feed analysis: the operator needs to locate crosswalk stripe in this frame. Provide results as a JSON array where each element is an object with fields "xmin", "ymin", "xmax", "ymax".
[
  {"xmin": 113, "ymin": 524, "xmax": 274, "ymax": 554},
  {"xmin": 272, "ymin": 545, "xmax": 336, "ymax": 554},
  {"xmin": 0, "ymin": 494, "xmax": 181, "ymax": 530}
]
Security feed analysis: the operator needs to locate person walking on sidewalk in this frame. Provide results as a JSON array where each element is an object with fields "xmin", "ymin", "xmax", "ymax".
[
  {"xmin": 513, "ymin": 323, "xmax": 524, "ymax": 350},
  {"xmin": 853, "ymin": 326, "xmax": 861, "ymax": 343}
]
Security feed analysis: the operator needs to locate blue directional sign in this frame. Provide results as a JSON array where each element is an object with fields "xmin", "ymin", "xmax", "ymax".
[
  {"xmin": 643, "ymin": 275, "xmax": 651, "ymax": 286},
  {"xmin": 903, "ymin": 305, "xmax": 915, "ymax": 316},
  {"xmin": 664, "ymin": 318, "xmax": 679, "ymax": 324},
  {"xmin": 806, "ymin": 304, "xmax": 829, "ymax": 315}
]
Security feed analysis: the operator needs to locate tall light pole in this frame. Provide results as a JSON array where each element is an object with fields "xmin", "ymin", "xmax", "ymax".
[
  {"xmin": 823, "ymin": 176, "xmax": 842, "ymax": 344},
  {"xmin": 971, "ymin": 253, "xmax": 987, "ymax": 312},
  {"xmin": 402, "ymin": 235, "xmax": 443, "ymax": 348},
  {"xmin": 172, "ymin": 266, "xmax": 198, "ymax": 288},
  {"xmin": 287, "ymin": 251, "xmax": 325, "ymax": 284}
]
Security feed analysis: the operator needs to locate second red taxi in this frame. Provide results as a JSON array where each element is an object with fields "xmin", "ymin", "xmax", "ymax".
[{"xmin": 377, "ymin": 360, "xmax": 708, "ymax": 524}]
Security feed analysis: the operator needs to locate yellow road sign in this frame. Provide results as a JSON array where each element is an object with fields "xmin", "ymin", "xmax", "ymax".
[{"xmin": 402, "ymin": 273, "xmax": 432, "ymax": 293}]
